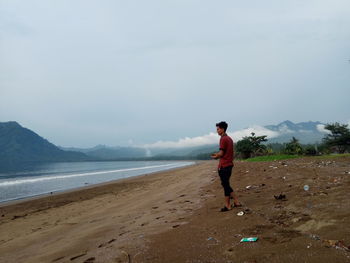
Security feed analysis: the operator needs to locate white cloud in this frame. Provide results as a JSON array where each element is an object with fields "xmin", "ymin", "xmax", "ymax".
[
  {"xmin": 278, "ymin": 124, "xmax": 293, "ymax": 134},
  {"xmin": 316, "ymin": 124, "xmax": 331, "ymax": 134},
  {"xmin": 230, "ymin": 126, "xmax": 280, "ymax": 142},
  {"xmin": 142, "ymin": 132, "xmax": 219, "ymax": 149},
  {"xmin": 142, "ymin": 125, "xmax": 280, "ymax": 149}
]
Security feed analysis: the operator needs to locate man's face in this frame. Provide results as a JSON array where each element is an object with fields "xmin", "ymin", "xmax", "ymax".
[{"xmin": 216, "ymin": 126, "xmax": 225, "ymax": 136}]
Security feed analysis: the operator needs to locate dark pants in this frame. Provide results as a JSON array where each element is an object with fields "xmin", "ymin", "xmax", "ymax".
[{"xmin": 218, "ymin": 165, "xmax": 234, "ymax": 196}]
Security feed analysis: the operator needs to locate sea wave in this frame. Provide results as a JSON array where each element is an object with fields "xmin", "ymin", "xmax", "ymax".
[{"xmin": 0, "ymin": 162, "xmax": 190, "ymax": 187}]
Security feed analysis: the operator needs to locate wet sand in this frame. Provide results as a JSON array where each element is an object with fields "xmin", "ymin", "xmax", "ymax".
[{"xmin": 0, "ymin": 156, "xmax": 349, "ymax": 262}]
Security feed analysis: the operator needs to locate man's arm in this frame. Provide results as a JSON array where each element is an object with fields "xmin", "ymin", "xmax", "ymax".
[{"xmin": 211, "ymin": 150, "xmax": 224, "ymax": 159}]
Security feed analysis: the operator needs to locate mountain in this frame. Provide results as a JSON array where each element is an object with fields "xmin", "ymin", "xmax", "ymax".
[
  {"xmin": 58, "ymin": 144, "xmax": 107, "ymax": 154},
  {"xmin": 0, "ymin": 121, "xmax": 90, "ymax": 168},
  {"xmin": 264, "ymin": 120, "xmax": 327, "ymax": 144},
  {"xmin": 64, "ymin": 120, "xmax": 327, "ymax": 160},
  {"xmin": 60, "ymin": 145, "xmax": 148, "ymax": 159},
  {"xmin": 61, "ymin": 144, "xmax": 219, "ymax": 160},
  {"xmin": 0, "ymin": 120, "xmax": 329, "ymax": 168}
]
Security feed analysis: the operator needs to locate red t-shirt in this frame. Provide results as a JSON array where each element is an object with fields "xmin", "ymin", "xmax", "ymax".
[{"xmin": 219, "ymin": 134, "xmax": 234, "ymax": 168}]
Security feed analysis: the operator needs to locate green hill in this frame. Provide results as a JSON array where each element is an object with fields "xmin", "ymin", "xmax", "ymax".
[{"xmin": 0, "ymin": 121, "xmax": 90, "ymax": 168}]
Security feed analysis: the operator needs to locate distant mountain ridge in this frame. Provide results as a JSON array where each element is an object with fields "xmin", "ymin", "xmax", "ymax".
[
  {"xmin": 265, "ymin": 120, "xmax": 323, "ymax": 133},
  {"xmin": 264, "ymin": 120, "xmax": 326, "ymax": 144},
  {"xmin": 62, "ymin": 120, "xmax": 328, "ymax": 158},
  {"xmin": 59, "ymin": 145, "xmax": 147, "ymax": 159},
  {"xmin": 0, "ymin": 120, "xmax": 329, "ymax": 167},
  {"xmin": 0, "ymin": 121, "xmax": 90, "ymax": 169}
]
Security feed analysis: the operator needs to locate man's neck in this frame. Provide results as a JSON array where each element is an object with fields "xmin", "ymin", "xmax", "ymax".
[{"xmin": 221, "ymin": 133, "xmax": 227, "ymax": 137}]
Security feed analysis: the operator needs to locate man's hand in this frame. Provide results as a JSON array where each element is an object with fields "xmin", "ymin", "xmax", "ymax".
[{"xmin": 211, "ymin": 150, "xmax": 224, "ymax": 159}]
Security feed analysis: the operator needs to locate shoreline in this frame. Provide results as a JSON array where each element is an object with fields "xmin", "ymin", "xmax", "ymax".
[
  {"xmin": 0, "ymin": 162, "xmax": 201, "ymax": 222},
  {"xmin": 0, "ymin": 161, "xmax": 197, "ymax": 207},
  {"xmin": 0, "ymin": 160, "xmax": 216, "ymax": 262}
]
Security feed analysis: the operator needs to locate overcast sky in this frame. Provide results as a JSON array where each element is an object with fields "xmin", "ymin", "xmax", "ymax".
[{"xmin": 1, "ymin": 0, "xmax": 349, "ymax": 148}]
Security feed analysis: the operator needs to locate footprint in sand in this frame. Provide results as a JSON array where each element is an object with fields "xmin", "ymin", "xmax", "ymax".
[
  {"xmin": 70, "ymin": 252, "xmax": 87, "ymax": 261},
  {"xmin": 11, "ymin": 214, "xmax": 27, "ymax": 220},
  {"xmin": 165, "ymin": 200, "xmax": 173, "ymax": 203},
  {"xmin": 98, "ymin": 239, "xmax": 116, "ymax": 248},
  {"xmin": 64, "ymin": 222, "xmax": 78, "ymax": 226},
  {"xmin": 83, "ymin": 257, "xmax": 95, "ymax": 263},
  {"xmin": 52, "ymin": 256, "xmax": 65, "ymax": 262},
  {"xmin": 179, "ymin": 194, "xmax": 186, "ymax": 197},
  {"xmin": 108, "ymin": 239, "xmax": 116, "ymax": 244},
  {"xmin": 156, "ymin": 216, "xmax": 164, "ymax": 220},
  {"xmin": 119, "ymin": 231, "xmax": 130, "ymax": 236},
  {"xmin": 152, "ymin": 206, "xmax": 159, "ymax": 209},
  {"xmin": 31, "ymin": 227, "xmax": 42, "ymax": 232}
]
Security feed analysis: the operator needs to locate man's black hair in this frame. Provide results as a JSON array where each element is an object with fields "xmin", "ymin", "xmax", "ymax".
[{"xmin": 216, "ymin": 121, "xmax": 228, "ymax": 132}]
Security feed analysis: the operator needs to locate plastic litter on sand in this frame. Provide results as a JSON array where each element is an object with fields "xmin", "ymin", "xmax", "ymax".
[{"xmin": 240, "ymin": 237, "xmax": 258, "ymax": 242}]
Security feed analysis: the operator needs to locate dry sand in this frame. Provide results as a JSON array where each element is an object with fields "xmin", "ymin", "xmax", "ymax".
[{"xmin": 0, "ymin": 156, "xmax": 350, "ymax": 263}]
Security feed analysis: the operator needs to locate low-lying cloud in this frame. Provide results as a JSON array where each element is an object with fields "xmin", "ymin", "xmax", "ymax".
[
  {"xmin": 316, "ymin": 124, "xmax": 330, "ymax": 134},
  {"xmin": 142, "ymin": 126, "xmax": 280, "ymax": 149}
]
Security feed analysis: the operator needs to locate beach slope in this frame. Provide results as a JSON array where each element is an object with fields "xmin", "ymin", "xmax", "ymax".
[
  {"xmin": 1, "ymin": 156, "xmax": 350, "ymax": 262},
  {"xmin": 0, "ymin": 162, "xmax": 213, "ymax": 262}
]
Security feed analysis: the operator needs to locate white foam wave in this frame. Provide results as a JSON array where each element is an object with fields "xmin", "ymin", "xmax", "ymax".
[{"xmin": 0, "ymin": 163, "xmax": 190, "ymax": 187}]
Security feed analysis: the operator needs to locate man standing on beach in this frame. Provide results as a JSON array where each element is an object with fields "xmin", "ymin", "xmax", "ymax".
[{"xmin": 211, "ymin": 121, "xmax": 241, "ymax": 212}]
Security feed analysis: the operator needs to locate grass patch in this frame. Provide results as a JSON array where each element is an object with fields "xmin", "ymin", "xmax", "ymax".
[{"xmin": 245, "ymin": 154, "xmax": 300, "ymax": 162}]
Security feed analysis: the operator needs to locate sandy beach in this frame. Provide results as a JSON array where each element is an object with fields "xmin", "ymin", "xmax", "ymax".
[{"xmin": 1, "ymin": 156, "xmax": 350, "ymax": 262}]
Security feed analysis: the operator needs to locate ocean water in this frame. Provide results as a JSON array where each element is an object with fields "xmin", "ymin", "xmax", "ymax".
[{"xmin": 0, "ymin": 161, "xmax": 195, "ymax": 203}]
